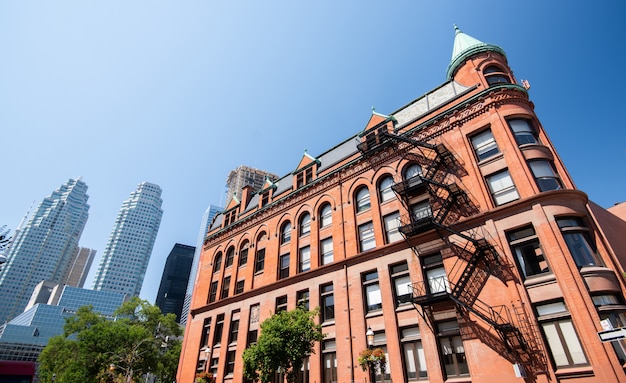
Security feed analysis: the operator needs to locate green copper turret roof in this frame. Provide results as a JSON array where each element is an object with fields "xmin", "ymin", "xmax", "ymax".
[{"xmin": 446, "ymin": 25, "xmax": 506, "ymax": 80}]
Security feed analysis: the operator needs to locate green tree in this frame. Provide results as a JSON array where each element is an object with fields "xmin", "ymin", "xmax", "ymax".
[
  {"xmin": 38, "ymin": 298, "xmax": 183, "ymax": 383},
  {"xmin": 243, "ymin": 307, "xmax": 325, "ymax": 383}
]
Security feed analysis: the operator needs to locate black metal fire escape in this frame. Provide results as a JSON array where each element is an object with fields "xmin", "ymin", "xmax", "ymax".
[{"xmin": 358, "ymin": 126, "xmax": 542, "ymax": 372}]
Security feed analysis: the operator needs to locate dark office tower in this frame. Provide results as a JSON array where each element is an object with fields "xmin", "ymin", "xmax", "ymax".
[
  {"xmin": 92, "ymin": 182, "xmax": 163, "ymax": 297},
  {"xmin": 155, "ymin": 243, "xmax": 195, "ymax": 322},
  {"xmin": 64, "ymin": 247, "xmax": 96, "ymax": 288},
  {"xmin": 0, "ymin": 178, "xmax": 89, "ymax": 323}
]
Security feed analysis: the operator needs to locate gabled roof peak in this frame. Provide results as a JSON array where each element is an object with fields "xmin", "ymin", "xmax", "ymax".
[{"xmin": 447, "ymin": 25, "xmax": 506, "ymax": 80}]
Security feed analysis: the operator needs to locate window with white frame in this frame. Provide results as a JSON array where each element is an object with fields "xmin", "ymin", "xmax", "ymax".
[
  {"xmin": 299, "ymin": 212, "xmax": 311, "ymax": 236},
  {"xmin": 320, "ymin": 237, "xmax": 334, "ymax": 265},
  {"xmin": 471, "ymin": 129, "xmax": 500, "ymax": 161},
  {"xmin": 362, "ymin": 270, "xmax": 382, "ymax": 312},
  {"xmin": 379, "ymin": 175, "xmax": 395, "ymax": 203},
  {"xmin": 391, "ymin": 262, "xmax": 412, "ymax": 306},
  {"xmin": 356, "ymin": 187, "xmax": 371, "ymax": 212},
  {"xmin": 279, "ymin": 253, "xmax": 290, "ymax": 279},
  {"xmin": 281, "ymin": 221, "xmax": 292, "ymax": 244},
  {"xmin": 383, "ymin": 211, "xmax": 403, "ymax": 243},
  {"xmin": 404, "ymin": 164, "xmax": 423, "ymax": 180},
  {"xmin": 358, "ymin": 221, "xmax": 376, "ymax": 252},
  {"xmin": 319, "ymin": 203, "xmax": 332, "ymax": 228},
  {"xmin": 299, "ymin": 246, "xmax": 311, "ymax": 273},
  {"xmin": 486, "ymin": 170, "xmax": 519, "ymax": 206},
  {"xmin": 529, "ymin": 160, "xmax": 561, "ymax": 191}
]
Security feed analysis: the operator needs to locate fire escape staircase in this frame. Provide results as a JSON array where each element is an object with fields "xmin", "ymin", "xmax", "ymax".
[{"xmin": 359, "ymin": 129, "xmax": 535, "ymax": 368}]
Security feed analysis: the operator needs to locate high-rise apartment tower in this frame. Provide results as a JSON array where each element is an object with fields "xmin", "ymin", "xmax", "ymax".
[
  {"xmin": 0, "ymin": 178, "xmax": 89, "ymax": 323},
  {"xmin": 92, "ymin": 182, "xmax": 163, "ymax": 297},
  {"xmin": 225, "ymin": 166, "xmax": 278, "ymax": 205}
]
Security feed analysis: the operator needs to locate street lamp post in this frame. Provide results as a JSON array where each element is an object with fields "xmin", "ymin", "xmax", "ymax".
[
  {"xmin": 204, "ymin": 346, "xmax": 211, "ymax": 373},
  {"xmin": 366, "ymin": 327, "xmax": 375, "ymax": 383}
]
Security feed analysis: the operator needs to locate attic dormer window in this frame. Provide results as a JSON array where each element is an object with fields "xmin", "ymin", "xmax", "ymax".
[
  {"xmin": 223, "ymin": 209, "xmax": 237, "ymax": 227},
  {"xmin": 297, "ymin": 167, "xmax": 314, "ymax": 189},
  {"xmin": 484, "ymin": 65, "xmax": 510, "ymax": 85},
  {"xmin": 261, "ymin": 190, "xmax": 270, "ymax": 207}
]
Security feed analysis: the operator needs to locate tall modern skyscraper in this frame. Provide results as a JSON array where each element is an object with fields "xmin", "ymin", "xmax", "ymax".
[
  {"xmin": 180, "ymin": 204, "xmax": 221, "ymax": 326},
  {"xmin": 65, "ymin": 247, "xmax": 96, "ymax": 288},
  {"xmin": 92, "ymin": 182, "xmax": 163, "ymax": 297},
  {"xmin": 155, "ymin": 243, "xmax": 195, "ymax": 322},
  {"xmin": 0, "ymin": 178, "xmax": 90, "ymax": 324}
]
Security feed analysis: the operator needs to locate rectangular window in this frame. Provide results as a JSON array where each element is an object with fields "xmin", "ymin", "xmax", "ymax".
[
  {"xmin": 401, "ymin": 327, "xmax": 427, "ymax": 379},
  {"xmin": 508, "ymin": 226, "xmax": 549, "ymax": 278},
  {"xmin": 536, "ymin": 302, "xmax": 588, "ymax": 368},
  {"xmin": 322, "ymin": 340, "xmax": 337, "ymax": 383},
  {"xmin": 276, "ymin": 295, "xmax": 288, "ymax": 313},
  {"xmin": 363, "ymin": 270, "xmax": 382, "ymax": 312},
  {"xmin": 213, "ymin": 314, "xmax": 224, "ymax": 346},
  {"xmin": 391, "ymin": 262, "xmax": 412, "ymax": 306},
  {"xmin": 235, "ymin": 280, "xmax": 244, "ymax": 295},
  {"xmin": 321, "ymin": 283, "xmax": 334, "ymax": 322},
  {"xmin": 320, "ymin": 238, "xmax": 334, "ymax": 265},
  {"xmin": 209, "ymin": 357, "xmax": 219, "ymax": 377},
  {"xmin": 471, "ymin": 129, "xmax": 499, "ymax": 161},
  {"xmin": 254, "ymin": 248, "xmax": 265, "ymax": 273},
  {"xmin": 261, "ymin": 191, "xmax": 270, "ymax": 207},
  {"xmin": 384, "ymin": 212, "xmax": 403, "ymax": 243},
  {"xmin": 279, "ymin": 253, "xmax": 290, "ymax": 279},
  {"xmin": 359, "ymin": 222, "xmax": 376, "ymax": 252},
  {"xmin": 228, "ymin": 319, "xmax": 239, "ymax": 344},
  {"xmin": 411, "ymin": 200, "xmax": 432, "ymax": 221},
  {"xmin": 529, "ymin": 160, "xmax": 561, "ymax": 191},
  {"xmin": 226, "ymin": 350, "xmax": 236, "ymax": 375},
  {"xmin": 437, "ymin": 321, "xmax": 469, "ymax": 378},
  {"xmin": 297, "ymin": 289, "xmax": 310, "ymax": 310},
  {"xmin": 508, "ymin": 119, "xmax": 538, "ymax": 145},
  {"xmin": 557, "ymin": 217, "xmax": 602, "ymax": 267},
  {"xmin": 208, "ymin": 281, "xmax": 218, "ymax": 303},
  {"xmin": 220, "ymin": 276, "xmax": 230, "ymax": 299},
  {"xmin": 299, "ymin": 246, "xmax": 311, "ymax": 273},
  {"xmin": 200, "ymin": 318, "xmax": 212, "ymax": 348},
  {"xmin": 486, "ymin": 170, "xmax": 519, "ymax": 205},
  {"xmin": 423, "ymin": 254, "xmax": 449, "ymax": 295},
  {"xmin": 247, "ymin": 329, "xmax": 258, "ymax": 347}
]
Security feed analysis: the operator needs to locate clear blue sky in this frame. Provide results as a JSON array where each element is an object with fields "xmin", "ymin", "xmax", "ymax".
[{"xmin": 1, "ymin": 1, "xmax": 624, "ymax": 302}]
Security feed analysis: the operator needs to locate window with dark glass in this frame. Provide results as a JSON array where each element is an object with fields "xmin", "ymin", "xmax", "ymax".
[
  {"xmin": 483, "ymin": 65, "xmax": 510, "ymax": 85},
  {"xmin": 391, "ymin": 262, "xmax": 412, "ymax": 306},
  {"xmin": 209, "ymin": 357, "xmax": 219, "ymax": 377},
  {"xmin": 228, "ymin": 318, "xmax": 239, "ymax": 344},
  {"xmin": 529, "ymin": 160, "xmax": 561, "ymax": 191},
  {"xmin": 557, "ymin": 217, "xmax": 603, "ymax": 267},
  {"xmin": 508, "ymin": 119, "xmax": 539, "ymax": 145},
  {"xmin": 401, "ymin": 327, "xmax": 427, "ymax": 379},
  {"xmin": 321, "ymin": 283, "xmax": 334, "ymax": 322},
  {"xmin": 379, "ymin": 175, "xmax": 395, "ymax": 203},
  {"xmin": 208, "ymin": 281, "xmax": 218, "ymax": 303},
  {"xmin": 411, "ymin": 200, "xmax": 432, "ymax": 221},
  {"xmin": 220, "ymin": 276, "xmax": 230, "ymax": 299},
  {"xmin": 486, "ymin": 170, "xmax": 519, "ymax": 206},
  {"xmin": 226, "ymin": 350, "xmax": 236, "ymax": 375},
  {"xmin": 254, "ymin": 248, "xmax": 265, "ymax": 273},
  {"xmin": 362, "ymin": 270, "xmax": 382, "ymax": 312},
  {"xmin": 300, "ymin": 212, "xmax": 311, "ymax": 236},
  {"xmin": 225, "ymin": 247, "xmax": 235, "ymax": 268},
  {"xmin": 437, "ymin": 320, "xmax": 469, "ymax": 378},
  {"xmin": 213, "ymin": 252, "xmax": 222, "ymax": 273},
  {"xmin": 320, "ymin": 237, "xmax": 334, "ymax": 265},
  {"xmin": 297, "ymin": 167, "xmax": 314, "ymax": 189},
  {"xmin": 276, "ymin": 295, "xmax": 288, "ymax": 312},
  {"xmin": 356, "ymin": 187, "xmax": 371, "ymax": 212},
  {"xmin": 200, "ymin": 318, "xmax": 212, "ymax": 348},
  {"xmin": 213, "ymin": 314, "xmax": 224, "ymax": 346},
  {"xmin": 508, "ymin": 226, "xmax": 549, "ymax": 278},
  {"xmin": 261, "ymin": 190, "xmax": 270, "ymax": 207},
  {"xmin": 235, "ymin": 280, "xmax": 244, "ymax": 295},
  {"xmin": 247, "ymin": 329, "xmax": 258, "ymax": 347},
  {"xmin": 319, "ymin": 203, "xmax": 332, "ymax": 228},
  {"xmin": 299, "ymin": 246, "xmax": 311, "ymax": 273},
  {"xmin": 239, "ymin": 241, "xmax": 249, "ymax": 266},
  {"xmin": 224, "ymin": 209, "xmax": 237, "ymax": 227},
  {"xmin": 536, "ymin": 302, "xmax": 588, "ymax": 368},
  {"xmin": 279, "ymin": 253, "xmax": 290, "ymax": 279},
  {"xmin": 322, "ymin": 340, "xmax": 337, "ymax": 383},
  {"xmin": 297, "ymin": 289, "xmax": 310, "ymax": 310},
  {"xmin": 281, "ymin": 221, "xmax": 291, "ymax": 245},
  {"xmin": 471, "ymin": 129, "xmax": 499, "ymax": 161}
]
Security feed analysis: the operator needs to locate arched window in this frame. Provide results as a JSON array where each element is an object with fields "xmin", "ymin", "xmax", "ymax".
[
  {"xmin": 225, "ymin": 246, "xmax": 235, "ymax": 268},
  {"xmin": 213, "ymin": 252, "xmax": 223, "ymax": 273},
  {"xmin": 281, "ymin": 221, "xmax": 292, "ymax": 245},
  {"xmin": 300, "ymin": 212, "xmax": 311, "ymax": 236},
  {"xmin": 484, "ymin": 65, "xmax": 510, "ymax": 85},
  {"xmin": 355, "ymin": 187, "xmax": 371, "ymax": 213},
  {"xmin": 254, "ymin": 232, "xmax": 268, "ymax": 273},
  {"xmin": 319, "ymin": 203, "xmax": 332, "ymax": 228},
  {"xmin": 404, "ymin": 164, "xmax": 422, "ymax": 180},
  {"xmin": 379, "ymin": 176, "xmax": 395, "ymax": 203},
  {"xmin": 239, "ymin": 240, "xmax": 249, "ymax": 266}
]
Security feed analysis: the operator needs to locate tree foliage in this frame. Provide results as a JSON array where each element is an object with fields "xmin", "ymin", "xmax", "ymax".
[
  {"xmin": 243, "ymin": 307, "xmax": 325, "ymax": 383},
  {"xmin": 38, "ymin": 297, "xmax": 183, "ymax": 383}
]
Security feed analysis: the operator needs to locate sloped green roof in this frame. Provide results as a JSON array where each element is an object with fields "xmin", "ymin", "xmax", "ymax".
[{"xmin": 446, "ymin": 25, "xmax": 506, "ymax": 80}]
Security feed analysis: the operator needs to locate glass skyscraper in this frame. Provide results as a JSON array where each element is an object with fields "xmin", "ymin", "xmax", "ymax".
[
  {"xmin": 92, "ymin": 182, "xmax": 163, "ymax": 297},
  {"xmin": 0, "ymin": 178, "xmax": 90, "ymax": 324},
  {"xmin": 155, "ymin": 243, "xmax": 195, "ymax": 322}
]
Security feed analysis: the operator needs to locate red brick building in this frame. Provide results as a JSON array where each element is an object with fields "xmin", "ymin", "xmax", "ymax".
[{"xmin": 178, "ymin": 27, "xmax": 626, "ymax": 383}]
